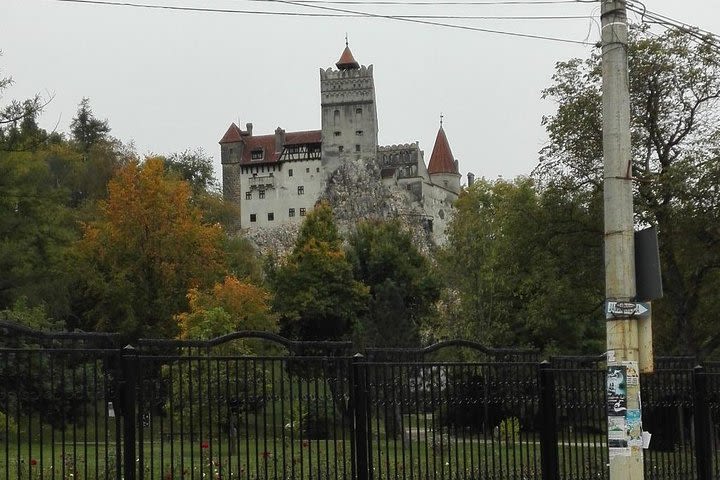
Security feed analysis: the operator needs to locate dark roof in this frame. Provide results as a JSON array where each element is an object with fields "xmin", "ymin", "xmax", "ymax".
[
  {"xmin": 219, "ymin": 125, "xmax": 322, "ymax": 164},
  {"xmin": 219, "ymin": 123, "xmax": 244, "ymax": 144},
  {"xmin": 427, "ymin": 126, "xmax": 458, "ymax": 174},
  {"xmin": 336, "ymin": 46, "xmax": 360, "ymax": 70}
]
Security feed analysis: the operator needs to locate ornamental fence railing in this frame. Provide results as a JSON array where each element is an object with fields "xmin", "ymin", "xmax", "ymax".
[{"xmin": 0, "ymin": 321, "xmax": 718, "ymax": 480}]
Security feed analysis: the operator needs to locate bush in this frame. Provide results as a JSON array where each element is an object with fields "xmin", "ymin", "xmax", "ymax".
[
  {"xmin": 0, "ymin": 411, "xmax": 17, "ymax": 439},
  {"xmin": 497, "ymin": 416, "xmax": 520, "ymax": 441},
  {"xmin": 285, "ymin": 403, "xmax": 347, "ymax": 440}
]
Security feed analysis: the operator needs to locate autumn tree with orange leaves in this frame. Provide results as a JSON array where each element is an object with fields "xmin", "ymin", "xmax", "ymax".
[
  {"xmin": 177, "ymin": 275, "xmax": 277, "ymax": 343},
  {"xmin": 71, "ymin": 157, "xmax": 226, "ymax": 339}
]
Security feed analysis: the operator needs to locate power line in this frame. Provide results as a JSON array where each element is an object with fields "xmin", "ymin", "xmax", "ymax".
[
  {"xmin": 260, "ymin": 0, "xmax": 594, "ymax": 44},
  {"xmin": 243, "ymin": 0, "xmax": 584, "ymax": 4},
  {"xmin": 626, "ymin": 1, "xmax": 720, "ymax": 53},
  {"xmin": 56, "ymin": 0, "xmax": 596, "ymax": 45}
]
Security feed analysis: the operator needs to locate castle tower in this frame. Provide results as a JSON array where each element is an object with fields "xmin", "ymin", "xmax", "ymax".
[
  {"xmin": 427, "ymin": 124, "xmax": 461, "ymax": 194},
  {"xmin": 219, "ymin": 122, "xmax": 249, "ymax": 205},
  {"xmin": 320, "ymin": 42, "xmax": 379, "ymax": 171}
]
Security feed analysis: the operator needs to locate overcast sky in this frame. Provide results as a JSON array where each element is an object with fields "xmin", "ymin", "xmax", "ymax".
[{"xmin": 2, "ymin": 1, "xmax": 718, "ymax": 183}]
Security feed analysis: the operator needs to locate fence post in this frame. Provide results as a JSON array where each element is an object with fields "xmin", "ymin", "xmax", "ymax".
[
  {"xmin": 121, "ymin": 345, "xmax": 139, "ymax": 480},
  {"xmin": 693, "ymin": 365, "xmax": 713, "ymax": 480},
  {"xmin": 539, "ymin": 360, "xmax": 559, "ymax": 480},
  {"xmin": 352, "ymin": 353, "xmax": 371, "ymax": 480}
]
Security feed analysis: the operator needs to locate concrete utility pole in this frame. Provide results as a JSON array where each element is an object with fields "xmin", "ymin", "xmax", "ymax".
[{"xmin": 601, "ymin": 0, "xmax": 645, "ymax": 479}]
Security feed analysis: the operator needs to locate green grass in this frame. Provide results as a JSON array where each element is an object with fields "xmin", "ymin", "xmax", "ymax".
[{"xmin": 1, "ymin": 434, "xmax": 707, "ymax": 480}]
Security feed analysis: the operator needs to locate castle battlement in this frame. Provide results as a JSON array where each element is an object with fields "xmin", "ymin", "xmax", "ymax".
[
  {"xmin": 320, "ymin": 65, "xmax": 373, "ymax": 81},
  {"xmin": 379, "ymin": 142, "xmax": 420, "ymax": 151}
]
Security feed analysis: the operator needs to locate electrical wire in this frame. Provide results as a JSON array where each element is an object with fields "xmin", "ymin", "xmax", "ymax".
[
  {"xmin": 261, "ymin": 0, "xmax": 594, "ymax": 44},
  {"xmin": 243, "ymin": 0, "xmax": 585, "ymax": 4},
  {"xmin": 626, "ymin": 0, "xmax": 720, "ymax": 53},
  {"xmin": 56, "ymin": 0, "xmax": 596, "ymax": 45}
]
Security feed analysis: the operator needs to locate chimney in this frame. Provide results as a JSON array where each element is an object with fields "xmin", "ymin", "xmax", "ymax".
[
  {"xmin": 275, "ymin": 127, "xmax": 286, "ymax": 153},
  {"xmin": 467, "ymin": 172, "xmax": 475, "ymax": 186},
  {"xmin": 245, "ymin": 122, "xmax": 253, "ymax": 136}
]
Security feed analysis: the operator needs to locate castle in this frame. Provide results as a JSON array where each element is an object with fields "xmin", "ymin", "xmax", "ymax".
[{"xmin": 220, "ymin": 44, "xmax": 466, "ymax": 244}]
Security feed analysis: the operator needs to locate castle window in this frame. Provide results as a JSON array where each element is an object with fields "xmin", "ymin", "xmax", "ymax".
[
  {"xmin": 356, "ymin": 130, "xmax": 363, "ymax": 136},
  {"xmin": 356, "ymin": 108, "xmax": 362, "ymax": 115},
  {"xmin": 334, "ymin": 109, "xmax": 340, "ymax": 126},
  {"xmin": 289, "ymin": 208, "xmax": 295, "ymax": 217},
  {"xmin": 251, "ymin": 150, "xmax": 263, "ymax": 160},
  {"xmin": 355, "ymin": 145, "xmax": 361, "ymax": 152},
  {"xmin": 306, "ymin": 167, "xmax": 310, "ymax": 173},
  {"xmin": 259, "ymin": 189, "xmax": 265, "ymax": 199},
  {"xmin": 289, "ymin": 168, "xmax": 293, "ymax": 177},
  {"xmin": 245, "ymin": 192, "xmax": 252, "ymax": 200},
  {"xmin": 334, "ymin": 131, "xmax": 341, "ymax": 137},
  {"xmin": 268, "ymin": 212, "xmax": 274, "ymax": 221},
  {"xmin": 316, "ymin": 167, "xmax": 320, "ymax": 173},
  {"xmin": 300, "ymin": 208, "xmax": 307, "ymax": 216},
  {"xmin": 250, "ymin": 214, "xmax": 257, "ymax": 222},
  {"xmin": 338, "ymin": 146, "xmax": 344, "ymax": 152},
  {"xmin": 298, "ymin": 186, "xmax": 304, "ymax": 195}
]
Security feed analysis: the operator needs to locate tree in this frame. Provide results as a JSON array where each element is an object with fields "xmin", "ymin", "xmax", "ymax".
[
  {"xmin": 177, "ymin": 275, "xmax": 277, "ymax": 340},
  {"xmin": 71, "ymin": 157, "xmax": 226, "ymax": 338},
  {"xmin": 0, "ymin": 149, "xmax": 77, "ymax": 317},
  {"xmin": 269, "ymin": 202, "xmax": 369, "ymax": 341},
  {"xmin": 165, "ymin": 148, "xmax": 218, "ymax": 194},
  {"xmin": 538, "ymin": 27, "xmax": 720, "ymax": 356},
  {"xmin": 347, "ymin": 219, "xmax": 440, "ymax": 347},
  {"xmin": 0, "ymin": 55, "xmax": 49, "ymax": 151},
  {"xmin": 440, "ymin": 178, "xmax": 605, "ymax": 353},
  {"xmin": 165, "ymin": 148, "xmax": 240, "ymax": 230},
  {"xmin": 70, "ymin": 98, "xmax": 110, "ymax": 152}
]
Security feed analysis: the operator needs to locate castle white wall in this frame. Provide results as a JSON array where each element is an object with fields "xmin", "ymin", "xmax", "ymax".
[{"xmin": 239, "ymin": 159, "xmax": 323, "ymax": 229}]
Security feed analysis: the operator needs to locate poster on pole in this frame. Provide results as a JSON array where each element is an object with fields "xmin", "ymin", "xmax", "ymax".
[{"xmin": 607, "ymin": 365, "xmax": 627, "ymax": 415}]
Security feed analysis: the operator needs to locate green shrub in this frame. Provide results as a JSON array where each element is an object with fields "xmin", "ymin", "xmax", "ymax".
[
  {"xmin": 498, "ymin": 416, "xmax": 520, "ymax": 441},
  {"xmin": 0, "ymin": 411, "xmax": 17, "ymax": 439}
]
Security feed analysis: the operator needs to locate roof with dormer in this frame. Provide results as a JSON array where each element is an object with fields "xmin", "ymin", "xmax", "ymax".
[
  {"xmin": 219, "ymin": 123, "xmax": 321, "ymax": 164},
  {"xmin": 336, "ymin": 45, "xmax": 360, "ymax": 70},
  {"xmin": 427, "ymin": 126, "xmax": 458, "ymax": 175}
]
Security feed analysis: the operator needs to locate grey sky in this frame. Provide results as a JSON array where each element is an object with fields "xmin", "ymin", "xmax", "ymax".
[{"xmin": 2, "ymin": 1, "xmax": 718, "ymax": 183}]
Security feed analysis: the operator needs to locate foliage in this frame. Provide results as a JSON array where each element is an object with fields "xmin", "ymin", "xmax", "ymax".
[
  {"xmin": 71, "ymin": 157, "xmax": 226, "ymax": 339},
  {"xmin": 225, "ymin": 235, "xmax": 265, "ymax": 285},
  {"xmin": 165, "ymin": 148, "xmax": 218, "ymax": 194},
  {"xmin": 0, "ymin": 55, "xmax": 48, "ymax": 152},
  {"xmin": 0, "ymin": 149, "xmax": 77, "ymax": 317},
  {"xmin": 162, "ymin": 280, "xmax": 274, "ymax": 434},
  {"xmin": 347, "ymin": 219, "xmax": 440, "ymax": 347},
  {"xmin": 0, "ymin": 299, "xmax": 63, "ymax": 335},
  {"xmin": 0, "ymin": 411, "xmax": 17, "ymax": 439},
  {"xmin": 70, "ymin": 98, "xmax": 110, "ymax": 152},
  {"xmin": 440, "ymin": 178, "xmax": 604, "ymax": 353},
  {"xmin": 177, "ymin": 275, "xmax": 277, "ymax": 342},
  {"xmin": 269, "ymin": 202, "xmax": 369, "ymax": 341},
  {"xmin": 498, "ymin": 416, "xmax": 521, "ymax": 441},
  {"xmin": 538, "ymin": 26, "xmax": 720, "ymax": 356}
]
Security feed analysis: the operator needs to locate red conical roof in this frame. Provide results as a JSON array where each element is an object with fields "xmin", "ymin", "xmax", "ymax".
[
  {"xmin": 336, "ymin": 45, "xmax": 360, "ymax": 70},
  {"xmin": 219, "ymin": 123, "xmax": 243, "ymax": 144},
  {"xmin": 427, "ymin": 126, "xmax": 458, "ymax": 174}
]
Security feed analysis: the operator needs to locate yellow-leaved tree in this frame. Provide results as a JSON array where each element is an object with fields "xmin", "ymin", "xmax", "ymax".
[
  {"xmin": 177, "ymin": 275, "xmax": 277, "ymax": 343},
  {"xmin": 72, "ymin": 157, "xmax": 226, "ymax": 339}
]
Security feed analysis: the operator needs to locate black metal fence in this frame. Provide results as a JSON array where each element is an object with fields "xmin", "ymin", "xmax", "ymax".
[{"xmin": 1, "ymin": 322, "xmax": 719, "ymax": 480}]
